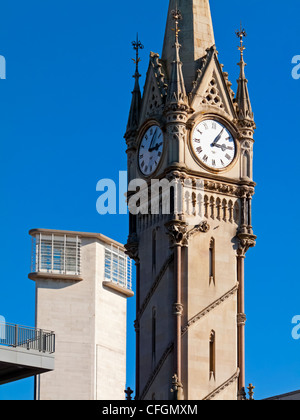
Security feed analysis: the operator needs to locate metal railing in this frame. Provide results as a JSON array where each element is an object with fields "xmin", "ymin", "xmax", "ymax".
[
  {"xmin": 0, "ymin": 322, "xmax": 55, "ymax": 354},
  {"xmin": 104, "ymin": 244, "xmax": 132, "ymax": 291}
]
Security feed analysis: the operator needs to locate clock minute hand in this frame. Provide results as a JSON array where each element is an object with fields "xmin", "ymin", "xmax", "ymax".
[
  {"xmin": 148, "ymin": 129, "xmax": 158, "ymax": 151},
  {"xmin": 211, "ymin": 128, "xmax": 225, "ymax": 147}
]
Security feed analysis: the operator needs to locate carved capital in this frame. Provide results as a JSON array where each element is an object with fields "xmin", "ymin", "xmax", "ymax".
[
  {"xmin": 237, "ymin": 233, "xmax": 257, "ymax": 256},
  {"xmin": 134, "ymin": 319, "xmax": 140, "ymax": 333},
  {"xmin": 125, "ymin": 238, "xmax": 140, "ymax": 263},
  {"xmin": 165, "ymin": 220, "xmax": 188, "ymax": 247}
]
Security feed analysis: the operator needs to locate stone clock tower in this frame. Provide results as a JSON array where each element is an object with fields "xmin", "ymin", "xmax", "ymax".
[{"xmin": 125, "ymin": 0, "xmax": 256, "ymax": 401}]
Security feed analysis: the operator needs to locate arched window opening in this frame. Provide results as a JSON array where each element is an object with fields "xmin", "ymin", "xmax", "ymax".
[
  {"xmin": 209, "ymin": 238, "xmax": 215, "ymax": 286},
  {"xmin": 209, "ymin": 330, "xmax": 216, "ymax": 380}
]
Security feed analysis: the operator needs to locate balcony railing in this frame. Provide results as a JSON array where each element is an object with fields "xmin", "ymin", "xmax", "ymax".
[
  {"xmin": 0, "ymin": 323, "xmax": 55, "ymax": 354},
  {"xmin": 104, "ymin": 244, "xmax": 132, "ymax": 291}
]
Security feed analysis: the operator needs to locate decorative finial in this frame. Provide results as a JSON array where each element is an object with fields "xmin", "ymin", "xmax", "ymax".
[
  {"xmin": 171, "ymin": 7, "xmax": 183, "ymax": 42},
  {"xmin": 131, "ymin": 33, "xmax": 144, "ymax": 77},
  {"xmin": 125, "ymin": 387, "xmax": 134, "ymax": 400},
  {"xmin": 247, "ymin": 383, "xmax": 255, "ymax": 401},
  {"xmin": 236, "ymin": 23, "xmax": 247, "ymax": 57}
]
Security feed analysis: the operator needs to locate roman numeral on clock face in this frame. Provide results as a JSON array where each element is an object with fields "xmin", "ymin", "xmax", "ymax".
[{"xmin": 196, "ymin": 146, "xmax": 203, "ymax": 154}]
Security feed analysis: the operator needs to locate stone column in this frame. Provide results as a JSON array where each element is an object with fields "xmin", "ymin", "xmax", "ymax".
[
  {"xmin": 166, "ymin": 220, "xmax": 187, "ymax": 400},
  {"xmin": 237, "ymin": 252, "xmax": 246, "ymax": 399},
  {"xmin": 125, "ymin": 240, "xmax": 140, "ymax": 399},
  {"xmin": 135, "ymin": 260, "xmax": 140, "ymax": 399},
  {"xmin": 236, "ymin": 233, "xmax": 256, "ymax": 400}
]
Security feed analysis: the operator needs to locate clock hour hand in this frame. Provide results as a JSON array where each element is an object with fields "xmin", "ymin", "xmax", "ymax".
[
  {"xmin": 149, "ymin": 142, "xmax": 163, "ymax": 153},
  {"xmin": 210, "ymin": 128, "xmax": 225, "ymax": 147},
  {"xmin": 214, "ymin": 144, "xmax": 234, "ymax": 152}
]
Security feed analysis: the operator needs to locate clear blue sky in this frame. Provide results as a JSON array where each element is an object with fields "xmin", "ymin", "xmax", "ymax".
[{"xmin": 0, "ymin": 0, "xmax": 300, "ymax": 400}]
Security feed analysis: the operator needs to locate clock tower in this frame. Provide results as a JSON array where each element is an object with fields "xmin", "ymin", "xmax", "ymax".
[{"xmin": 125, "ymin": 0, "xmax": 256, "ymax": 401}]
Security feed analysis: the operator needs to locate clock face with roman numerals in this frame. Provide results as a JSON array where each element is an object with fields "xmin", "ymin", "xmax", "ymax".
[
  {"xmin": 192, "ymin": 119, "xmax": 236, "ymax": 170},
  {"xmin": 138, "ymin": 125, "xmax": 164, "ymax": 176}
]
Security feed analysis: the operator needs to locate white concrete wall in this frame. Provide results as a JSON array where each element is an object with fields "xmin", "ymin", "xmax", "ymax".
[{"xmin": 34, "ymin": 235, "xmax": 128, "ymax": 401}]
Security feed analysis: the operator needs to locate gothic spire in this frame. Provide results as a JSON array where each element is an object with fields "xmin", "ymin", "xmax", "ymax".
[
  {"xmin": 162, "ymin": 0, "xmax": 215, "ymax": 93},
  {"xmin": 166, "ymin": 7, "xmax": 188, "ymax": 108},
  {"xmin": 125, "ymin": 35, "xmax": 144, "ymax": 139},
  {"xmin": 235, "ymin": 26, "xmax": 254, "ymax": 125}
]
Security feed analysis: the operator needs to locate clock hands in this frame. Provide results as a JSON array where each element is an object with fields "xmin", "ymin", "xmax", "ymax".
[
  {"xmin": 210, "ymin": 128, "xmax": 225, "ymax": 147},
  {"xmin": 148, "ymin": 128, "xmax": 158, "ymax": 151},
  {"xmin": 149, "ymin": 142, "xmax": 163, "ymax": 153}
]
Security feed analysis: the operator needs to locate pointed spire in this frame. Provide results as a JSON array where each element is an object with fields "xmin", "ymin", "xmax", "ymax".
[
  {"xmin": 235, "ymin": 25, "xmax": 254, "ymax": 124},
  {"xmin": 162, "ymin": 0, "xmax": 215, "ymax": 93},
  {"xmin": 125, "ymin": 35, "xmax": 144, "ymax": 139},
  {"xmin": 166, "ymin": 7, "xmax": 188, "ymax": 108}
]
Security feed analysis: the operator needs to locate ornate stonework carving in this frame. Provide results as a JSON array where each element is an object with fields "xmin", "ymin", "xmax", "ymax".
[
  {"xmin": 201, "ymin": 76, "xmax": 225, "ymax": 110},
  {"xmin": 237, "ymin": 233, "xmax": 256, "ymax": 256},
  {"xmin": 165, "ymin": 221, "xmax": 188, "ymax": 247},
  {"xmin": 187, "ymin": 221, "xmax": 210, "ymax": 238},
  {"xmin": 167, "ymin": 124, "xmax": 187, "ymax": 142},
  {"xmin": 171, "ymin": 374, "xmax": 184, "ymax": 400},
  {"xmin": 166, "ymin": 220, "xmax": 210, "ymax": 247},
  {"xmin": 125, "ymin": 237, "xmax": 139, "ymax": 262},
  {"xmin": 173, "ymin": 303, "xmax": 184, "ymax": 317},
  {"xmin": 237, "ymin": 313, "xmax": 247, "ymax": 327}
]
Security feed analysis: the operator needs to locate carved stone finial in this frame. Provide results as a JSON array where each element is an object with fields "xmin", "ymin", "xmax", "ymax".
[
  {"xmin": 171, "ymin": 374, "xmax": 184, "ymax": 400},
  {"xmin": 247, "ymin": 383, "xmax": 255, "ymax": 400},
  {"xmin": 238, "ymin": 387, "xmax": 247, "ymax": 401},
  {"xmin": 125, "ymin": 387, "xmax": 134, "ymax": 400}
]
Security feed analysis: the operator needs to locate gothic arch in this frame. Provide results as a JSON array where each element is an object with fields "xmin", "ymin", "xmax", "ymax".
[
  {"xmin": 209, "ymin": 330, "xmax": 216, "ymax": 380},
  {"xmin": 242, "ymin": 150, "xmax": 251, "ymax": 178}
]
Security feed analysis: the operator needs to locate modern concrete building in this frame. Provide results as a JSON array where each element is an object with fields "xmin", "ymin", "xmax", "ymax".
[
  {"xmin": 124, "ymin": 0, "xmax": 256, "ymax": 400},
  {"xmin": 0, "ymin": 322, "xmax": 55, "ymax": 386},
  {"xmin": 29, "ymin": 228, "xmax": 133, "ymax": 400}
]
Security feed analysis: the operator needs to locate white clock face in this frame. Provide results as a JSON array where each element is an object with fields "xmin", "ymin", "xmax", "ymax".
[
  {"xmin": 138, "ymin": 125, "xmax": 164, "ymax": 176},
  {"xmin": 192, "ymin": 119, "xmax": 236, "ymax": 170}
]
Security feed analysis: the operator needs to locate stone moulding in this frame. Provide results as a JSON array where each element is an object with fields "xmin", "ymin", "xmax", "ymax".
[
  {"xmin": 137, "ymin": 253, "xmax": 174, "ymax": 322},
  {"xmin": 182, "ymin": 283, "xmax": 239, "ymax": 335},
  {"xmin": 202, "ymin": 368, "xmax": 240, "ymax": 401},
  {"xmin": 140, "ymin": 342, "xmax": 174, "ymax": 400}
]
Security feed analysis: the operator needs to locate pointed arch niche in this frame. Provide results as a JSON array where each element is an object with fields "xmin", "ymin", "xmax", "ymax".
[
  {"xmin": 209, "ymin": 330, "xmax": 216, "ymax": 381},
  {"xmin": 209, "ymin": 238, "xmax": 215, "ymax": 286}
]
